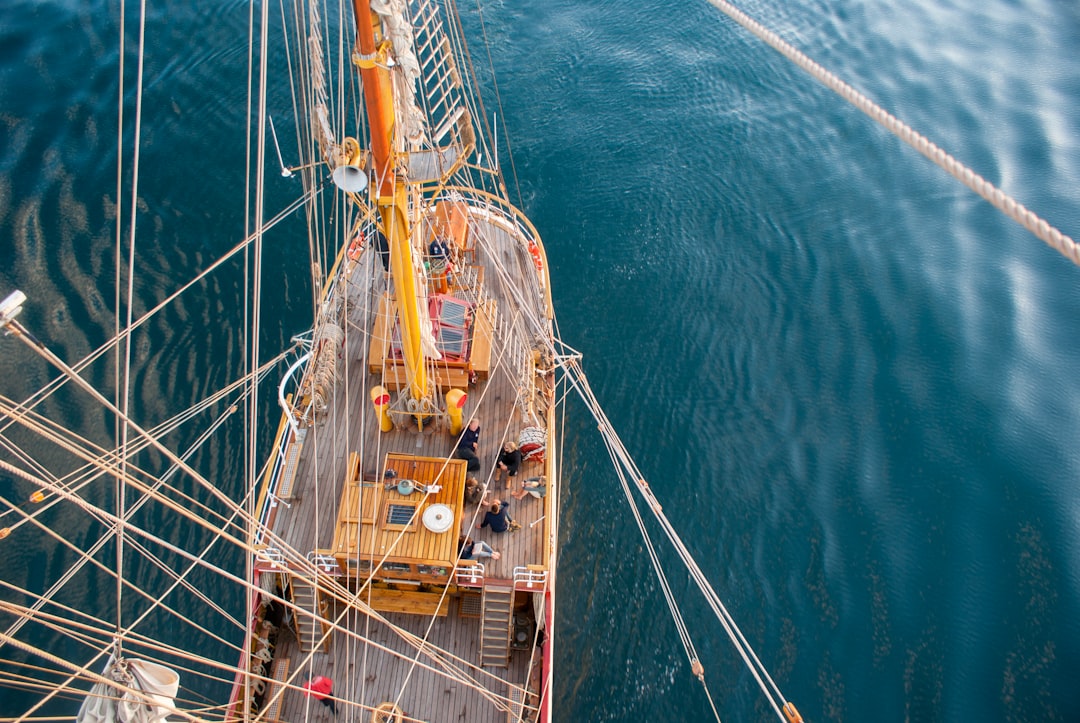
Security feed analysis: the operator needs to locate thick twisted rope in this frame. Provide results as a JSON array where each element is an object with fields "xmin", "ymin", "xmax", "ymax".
[{"xmin": 705, "ymin": 0, "xmax": 1080, "ymax": 267}]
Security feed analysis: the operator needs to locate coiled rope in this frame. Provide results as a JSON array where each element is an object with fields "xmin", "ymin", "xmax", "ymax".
[{"xmin": 704, "ymin": 0, "xmax": 1080, "ymax": 268}]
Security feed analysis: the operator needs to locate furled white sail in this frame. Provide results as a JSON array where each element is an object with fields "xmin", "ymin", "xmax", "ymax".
[{"xmin": 77, "ymin": 658, "xmax": 180, "ymax": 723}]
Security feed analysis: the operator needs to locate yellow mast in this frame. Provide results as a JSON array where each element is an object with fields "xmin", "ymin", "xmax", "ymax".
[{"xmin": 350, "ymin": 0, "xmax": 428, "ymax": 404}]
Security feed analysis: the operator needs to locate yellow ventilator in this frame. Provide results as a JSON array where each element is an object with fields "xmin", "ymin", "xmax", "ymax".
[
  {"xmin": 445, "ymin": 388, "xmax": 467, "ymax": 435},
  {"xmin": 370, "ymin": 385, "xmax": 394, "ymax": 432}
]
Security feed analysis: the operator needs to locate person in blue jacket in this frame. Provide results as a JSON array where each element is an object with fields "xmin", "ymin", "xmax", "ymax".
[
  {"xmin": 476, "ymin": 499, "xmax": 514, "ymax": 533},
  {"xmin": 454, "ymin": 419, "xmax": 481, "ymax": 472}
]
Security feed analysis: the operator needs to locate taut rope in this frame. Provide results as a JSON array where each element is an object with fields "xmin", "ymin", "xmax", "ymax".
[{"xmin": 704, "ymin": 0, "xmax": 1080, "ymax": 267}]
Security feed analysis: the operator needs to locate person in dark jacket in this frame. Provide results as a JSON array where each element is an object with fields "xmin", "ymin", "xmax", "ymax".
[
  {"xmin": 458, "ymin": 535, "xmax": 500, "ymax": 560},
  {"xmin": 494, "ymin": 441, "xmax": 522, "ymax": 488},
  {"xmin": 476, "ymin": 499, "xmax": 513, "ymax": 533},
  {"xmin": 454, "ymin": 419, "xmax": 481, "ymax": 472}
]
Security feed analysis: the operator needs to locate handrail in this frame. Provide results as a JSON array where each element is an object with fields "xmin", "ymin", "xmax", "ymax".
[
  {"xmin": 255, "ymin": 547, "xmax": 285, "ymax": 568},
  {"xmin": 513, "ymin": 566, "xmax": 547, "ymax": 591},
  {"xmin": 307, "ymin": 551, "xmax": 342, "ymax": 576},
  {"xmin": 454, "ymin": 561, "xmax": 485, "ymax": 586}
]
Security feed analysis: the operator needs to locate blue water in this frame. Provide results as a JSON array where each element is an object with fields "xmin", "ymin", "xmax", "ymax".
[{"xmin": 2, "ymin": 0, "xmax": 1080, "ymax": 720}]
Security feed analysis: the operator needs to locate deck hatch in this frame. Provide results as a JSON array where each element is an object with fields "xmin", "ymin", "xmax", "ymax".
[{"xmin": 385, "ymin": 503, "xmax": 418, "ymax": 527}]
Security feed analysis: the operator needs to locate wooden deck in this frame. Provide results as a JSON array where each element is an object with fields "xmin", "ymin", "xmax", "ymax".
[
  {"xmin": 257, "ymin": 206, "xmax": 554, "ymax": 722},
  {"xmin": 271, "ymin": 602, "xmax": 533, "ymax": 723}
]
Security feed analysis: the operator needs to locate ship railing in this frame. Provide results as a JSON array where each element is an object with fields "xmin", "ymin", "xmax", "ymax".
[
  {"xmin": 307, "ymin": 551, "xmax": 342, "ymax": 576},
  {"xmin": 254, "ymin": 413, "xmax": 304, "ymax": 547},
  {"xmin": 255, "ymin": 547, "xmax": 286, "ymax": 569},
  {"xmin": 513, "ymin": 565, "xmax": 547, "ymax": 592},
  {"xmin": 454, "ymin": 560, "xmax": 485, "ymax": 587}
]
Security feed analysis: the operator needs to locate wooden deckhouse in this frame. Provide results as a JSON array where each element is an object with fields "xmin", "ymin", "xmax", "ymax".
[
  {"xmin": 367, "ymin": 199, "xmax": 496, "ymax": 393},
  {"xmin": 330, "ymin": 452, "xmax": 468, "ymax": 614}
]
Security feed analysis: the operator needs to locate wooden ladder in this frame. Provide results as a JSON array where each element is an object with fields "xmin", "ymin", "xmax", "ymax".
[
  {"xmin": 291, "ymin": 574, "xmax": 330, "ymax": 653},
  {"xmin": 479, "ymin": 583, "xmax": 513, "ymax": 668}
]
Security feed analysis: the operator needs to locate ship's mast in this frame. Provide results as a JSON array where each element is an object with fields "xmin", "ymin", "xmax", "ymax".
[{"xmin": 350, "ymin": 0, "xmax": 429, "ymax": 405}]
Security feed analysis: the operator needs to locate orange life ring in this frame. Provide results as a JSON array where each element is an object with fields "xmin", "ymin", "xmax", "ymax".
[
  {"xmin": 527, "ymin": 240, "xmax": 542, "ymax": 271},
  {"xmin": 347, "ymin": 232, "xmax": 365, "ymax": 261}
]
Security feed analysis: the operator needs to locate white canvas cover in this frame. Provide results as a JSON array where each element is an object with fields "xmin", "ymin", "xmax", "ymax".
[{"xmin": 77, "ymin": 658, "xmax": 180, "ymax": 723}]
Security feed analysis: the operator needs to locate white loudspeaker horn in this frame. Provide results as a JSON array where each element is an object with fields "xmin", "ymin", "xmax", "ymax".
[
  {"xmin": 332, "ymin": 137, "xmax": 368, "ymax": 193},
  {"xmin": 332, "ymin": 164, "xmax": 368, "ymax": 192}
]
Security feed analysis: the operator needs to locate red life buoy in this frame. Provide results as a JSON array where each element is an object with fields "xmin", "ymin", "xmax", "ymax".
[
  {"xmin": 527, "ymin": 240, "xmax": 542, "ymax": 271},
  {"xmin": 347, "ymin": 232, "xmax": 365, "ymax": 261}
]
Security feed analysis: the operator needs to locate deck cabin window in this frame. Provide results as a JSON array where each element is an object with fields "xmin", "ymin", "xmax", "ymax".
[
  {"xmin": 384, "ymin": 502, "xmax": 419, "ymax": 530},
  {"xmin": 417, "ymin": 564, "xmax": 448, "ymax": 577},
  {"xmin": 431, "ymin": 295, "xmax": 472, "ymax": 360}
]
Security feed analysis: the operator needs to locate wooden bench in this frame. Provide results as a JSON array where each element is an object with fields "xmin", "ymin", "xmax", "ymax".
[
  {"xmin": 275, "ymin": 432, "xmax": 304, "ymax": 501},
  {"xmin": 368, "ymin": 293, "xmax": 394, "ymax": 375},
  {"xmin": 379, "ymin": 359, "xmax": 469, "ymax": 392},
  {"xmin": 366, "ymin": 588, "xmax": 450, "ymax": 616},
  {"xmin": 469, "ymin": 299, "xmax": 495, "ymax": 380}
]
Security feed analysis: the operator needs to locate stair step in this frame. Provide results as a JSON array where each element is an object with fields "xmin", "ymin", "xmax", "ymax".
[
  {"xmin": 478, "ymin": 582, "xmax": 514, "ymax": 667},
  {"xmin": 290, "ymin": 574, "xmax": 330, "ymax": 654}
]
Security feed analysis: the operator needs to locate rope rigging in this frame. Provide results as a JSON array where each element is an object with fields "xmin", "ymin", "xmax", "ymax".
[
  {"xmin": 112, "ymin": 0, "xmax": 152, "ymax": 665},
  {"xmin": 594, "ymin": 410, "xmax": 724, "ymax": 723},
  {"xmin": 557, "ymin": 353, "xmax": 802, "ymax": 722},
  {"xmin": 17, "ymin": 0, "xmax": 1077, "ymax": 721}
]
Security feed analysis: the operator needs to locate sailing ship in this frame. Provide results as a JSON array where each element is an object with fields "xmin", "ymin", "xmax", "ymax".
[
  {"xmin": 1, "ymin": 0, "xmax": 810, "ymax": 711},
  {"xmin": 3, "ymin": 0, "xmax": 1073, "ymax": 721},
  {"xmin": 3, "ymin": 0, "xmax": 573, "ymax": 721}
]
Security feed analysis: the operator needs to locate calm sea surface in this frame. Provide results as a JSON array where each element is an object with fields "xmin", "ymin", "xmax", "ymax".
[{"xmin": 2, "ymin": 0, "xmax": 1079, "ymax": 720}]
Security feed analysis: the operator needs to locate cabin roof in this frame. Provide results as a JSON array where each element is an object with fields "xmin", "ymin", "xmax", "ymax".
[{"xmin": 332, "ymin": 452, "xmax": 467, "ymax": 568}]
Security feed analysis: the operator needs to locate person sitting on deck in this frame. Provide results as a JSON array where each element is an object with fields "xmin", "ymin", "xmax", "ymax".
[
  {"xmin": 494, "ymin": 441, "xmax": 522, "ymax": 489},
  {"xmin": 459, "ymin": 535, "xmax": 501, "ymax": 561},
  {"xmin": 476, "ymin": 499, "xmax": 515, "ymax": 533},
  {"xmin": 428, "ymin": 236, "xmax": 453, "ymax": 292},
  {"xmin": 511, "ymin": 476, "xmax": 546, "ymax": 501},
  {"xmin": 463, "ymin": 477, "xmax": 485, "ymax": 505},
  {"xmin": 454, "ymin": 419, "xmax": 481, "ymax": 472}
]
